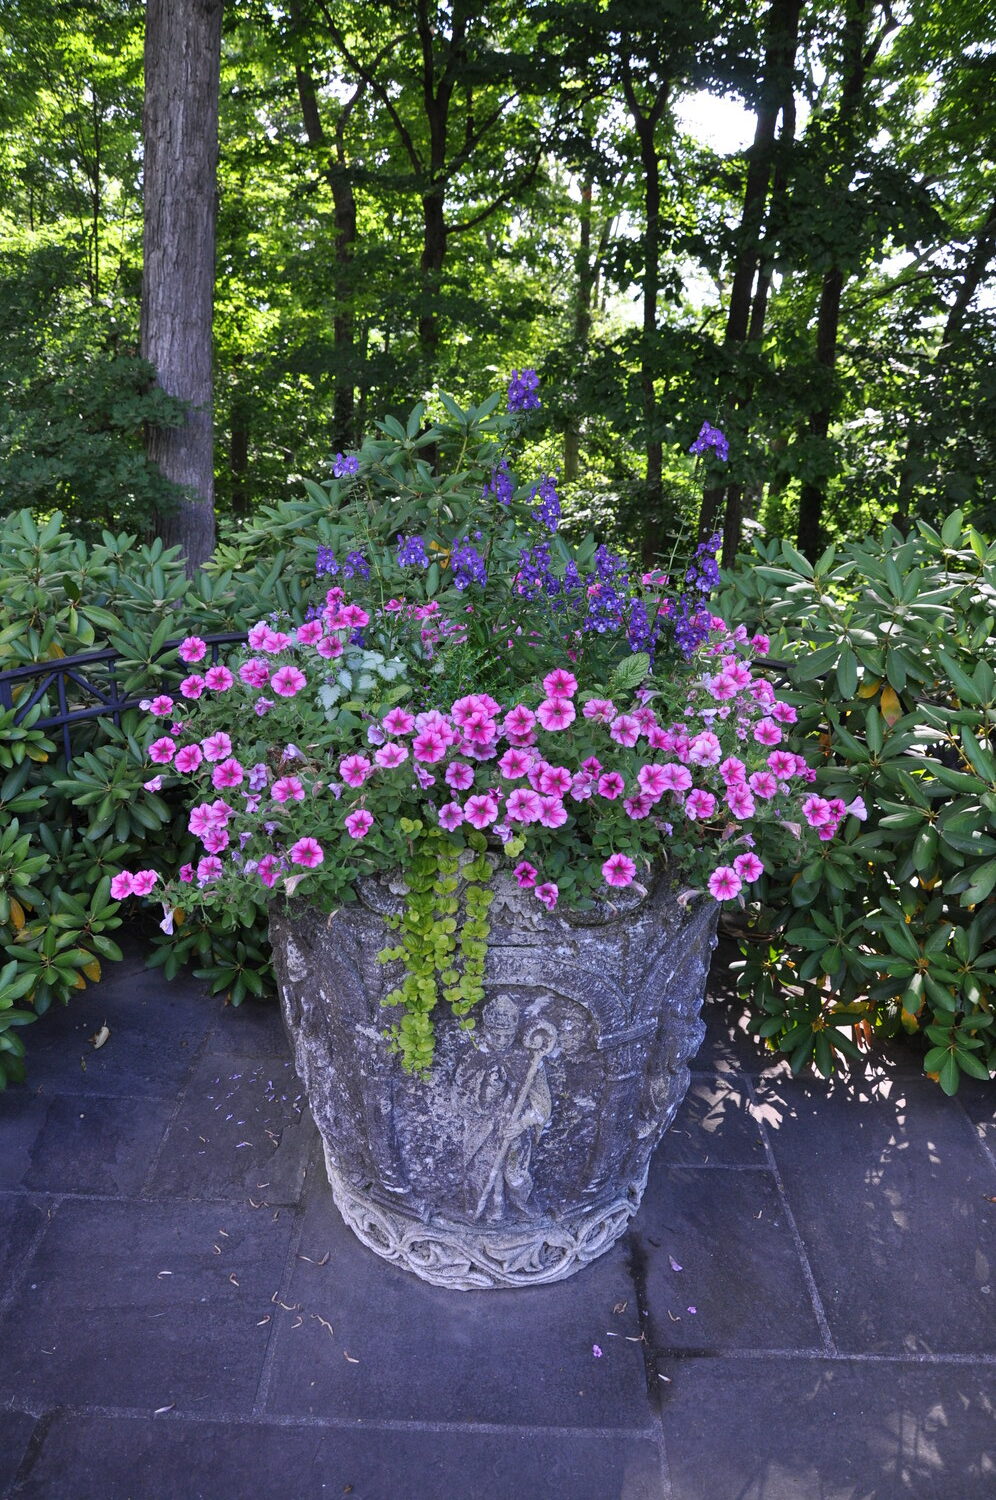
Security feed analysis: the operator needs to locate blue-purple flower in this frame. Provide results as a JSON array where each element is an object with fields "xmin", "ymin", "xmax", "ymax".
[
  {"xmin": 316, "ymin": 546, "xmax": 338, "ymax": 577},
  {"xmin": 485, "ymin": 460, "xmax": 515, "ymax": 506},
  {"xmin": 689, "ymin": 422, "xmax": 729, "ymax": 462},
  {"xmin": 396, "ymin": 534, "xmax": 429, "ymax": 568},
  {"xmin": 333, "ymin": 453, "xmax": 360, "ymax": 478},
  {"xmin": 451, "ymin": 538, "xmax": 487, "ymax": 591},
  {"xmin": 343, "ymin": 550, "xmax": 370, "ymax": 580},
  {"xmin": 531, "ymin": 475, "xmax": 561, "ymax": 532},
  {"xmin": 507, "ymin": 368, "xmax": 540, "ymax": 414}
]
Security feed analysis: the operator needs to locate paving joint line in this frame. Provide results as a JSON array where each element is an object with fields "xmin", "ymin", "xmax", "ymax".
[{"xmin": 742, "ymin": 1072, "xmax": 838, "ymax": 1357}]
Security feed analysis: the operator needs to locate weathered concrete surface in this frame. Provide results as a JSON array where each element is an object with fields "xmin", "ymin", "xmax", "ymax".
[{"xmin": 269, "ymin": 870, "xmax": 719, "ymax": 1288}]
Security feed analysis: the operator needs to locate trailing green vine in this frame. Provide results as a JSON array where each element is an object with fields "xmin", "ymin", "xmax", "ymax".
[{"xmin": 377, "ymin": 825, "xmax": 494, "ymax": 1075}]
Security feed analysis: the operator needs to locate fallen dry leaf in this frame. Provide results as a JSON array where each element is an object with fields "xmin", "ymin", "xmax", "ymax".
[
  {"xmin": 154, "ymin": 1404, "xmax": 175, "ymax": 1416},
  {"xmin": 88, "ymin": 1024, "xmax": 110, "ymax": 1050},
  {"xmin": 612, "ymin": 1300, "xmax": 628, "ymax": 1315},
  {"xmin": 343, "ymin": 1351, "xmax": 359, "ymax": 1364}
]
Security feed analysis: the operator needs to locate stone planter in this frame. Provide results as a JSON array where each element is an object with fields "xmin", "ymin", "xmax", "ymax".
[{"xmin": 269, "ymin": 869, "xmax": 718, "ymax": 1290}]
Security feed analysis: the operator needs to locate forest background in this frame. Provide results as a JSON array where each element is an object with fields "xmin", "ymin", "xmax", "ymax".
[{"xmin": 1, "ymin": 0, "xmax": 994, "ymax": 572}]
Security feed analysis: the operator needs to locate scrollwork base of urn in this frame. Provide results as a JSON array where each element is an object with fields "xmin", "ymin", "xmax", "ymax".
[{"xmin": 269, "ymin": 870, "xmax": 719, "ymax": 1292}]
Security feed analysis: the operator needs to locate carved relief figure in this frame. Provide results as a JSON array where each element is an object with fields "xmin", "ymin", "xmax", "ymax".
[{"xmin": 456, "ymin": 996, "xmax": 555, "ymax": 1221}]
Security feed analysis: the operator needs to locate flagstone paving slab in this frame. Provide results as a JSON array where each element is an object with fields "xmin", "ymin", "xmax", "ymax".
[
  {"xmin": 146, "ymin": 1054, "xmax": 314, "ymax": 1204},
  {"xmin": 0, "ymin": 1197, "xmax": 294, "ymax": 1417},
  {"xmin": 754, "ymin": 1075, "xmax": 996, "ymax": 1356},
  {"xmin": 0, "ymin": 1195, "xmax": 48, "ymax": 1302},
  {"xmin": 18, "ymin": 965, "xmax": 216, "ymax": 1098},
  {"xmin": 4, "ymin": 1092, "xmax": 176, "ymax": 1196},
  {"xmin": 0, "ymin": 1411, "xmax": 36, "ymax": 1495},
  {"xmin": 7, "ymin": 1412, "xmax": 664, "ymax": 1500},
  {"xmin": 659, "ymin": 1356, "xmax": 996, "ymax": 1499},
  {"xmin": 659, "ymin": 1073, "xmax": 768, "ymax": 1167},
  {"xmin": 261, "ymin": 1164, "xmax": 651, "ymax": 1430},
  {"xmin": 636, "ymin": 1164, "xmax": 825, "ymax": 1353}
]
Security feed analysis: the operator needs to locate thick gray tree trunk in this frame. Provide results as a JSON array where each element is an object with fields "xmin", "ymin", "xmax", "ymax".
[{"xmin": 142, "ymin": 0, "xmax": 223, "ymax": 573}]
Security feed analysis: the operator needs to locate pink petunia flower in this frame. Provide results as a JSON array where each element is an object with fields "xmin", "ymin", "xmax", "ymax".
[
  {"xmin": 542, "ymin": 668, "xmax": 578, "ymax": 699},
  {"xmin": 535, "ymin": 764, "xmax": 570, "ymax": 798},
  {"xmin": 131, "ymin": 870, "xmax": 158, "ymax": 896},
  {"xmin": 659, "ymin": 763, "xmax": 693, "ymax": 794},
  {"xmin": 535, "ymin": 882, "xmax": 559, "ymax": 911},
  {"xmin": 382, "ymin": 707, "xmax": 416, "ymax": 736},
  {"xmin": 149, "ymin": 695, "xmax": 174, "ymax": 717},
  {"xmin": 582, "ymin": 698, "xmax": 616, "ymax": 723},
  {"xmin": 464, "ymin": 794, "xmax": 499, "ymax": 830},
  {"xmin": 536, "ymin": 697, "xmax": 576, "ymax": 732},
  {"xmin": 143, "ymin": 776, "xmax": 163, "ymax": 792},
  {"xmin": 636, "ymin": 764, "xmax": 669, "ymax": 801},
  {"xmin": 505, "ymin": 787, "xmax": 543, "ymax": 823},
  {"xmin": 609, "ymin": 714, "xmax": 640, "ymax": 747},
  {"xmin": 597, "ymin": 771, "xmax": 626, "ymax": 800},
  {"xmin": 413, "ymin": 730, "xmax": 447, "ymax": 763},
  {"xmin": 109, "ymin": 872, "xmax": 135, "ymax": 900},
  {"xmin": 602, "ymin": 853, "xmax": 637, "ymax": 888},
  {"xmin": 801, "ymin": 794, "xmax": 834, "ymax": 828},
  {"xmin": 444, "ymin": 761, "xmax": 475, "ymax": 791},
  {"xmin": 748, "ymin": 770, "xmax": 778, "ymax": 800},
  {"xmin": 437, "ymin": 801, "xmax": 465, "ymax": 832},
  {"xmin": 498, "ymin": 747, "xmax": 531, "ymax": 780},
  {"xmin": 271, "ymin": 775, "xmax": 305, "ymax": 803},
  {"xmin": 770, "ymin": 700, "xmax": 798, "ymax": 725},
  {"xmin": 726, "ymin": 784, "xmax": 755, "ymax": 819},
  {"xmin": 211, "ymin": 758, "xmax": 245, "ymax": 790},
  {"xmin": 174, "ymin": 744, "xmax": 204, "ymax": 774},
  {"xmin": 375, "ymin": 742, "xmax": 408, "ymax": 769},
  {"xmin": 148, "ymin": 737, "xmax": 176, "ymax": 765},
  {"xmin": 271, "ymin": 665, "xmax": 307, "ymax": 697},
  {"xmin": 708, "ymin": 866, "xmax": 743, "ymax": 900},
  {"xmin": 753, "ymin": 717, "xmax": 782, "ymax": 747},
  {"xmin": 538, "ymin": 795, "xmax": 568, "ymax": 829},
  {"xmin": 688, "ymin": 731, "xmax": 722, "ymax": 767},
  {"xmin": 344, "ymin": 808, "xmax": 374, "ymax": 839},
  {"xmin": 178, "ymin": 864, "xmax": 195, "ymax": 884},
  {"xmin": 201, "ymin": 828, "xmax": 230, "ymax": 854},
  {"xmin": 685, "ymin": 788, "xmax": 717, "ymax": 820},
  {"xmin": 502, "ymin": 704, "xmax": 537, "ymax": 737},
  {"xmin": 513, "ymin": 861, "xmax": 538, "ymax": 888},
  {"xmin": 202, "ymin": 732, "xmax": 233, "ymax": 763},
  {"xmin": 720, "ymin": 756, "xmax": 747, "ymax": 785},
  {"xmin": 180, "ymin": 675, "xmax": 206, "ymax": 699},
  {"xmin": 290, "ymin": 837, "xmax": 324, "ymax": 868},
  {"xmin": 204, "ymin": 665, "xmax": 234, "ymax": 692},
  {"xmin": 296, "ymin": 621, "xmax": 324, "ymax": 645},
  {"xmin": 178, "ymin": 636, "xmax": 207, "ymax": 664},
  {"xmin": 315, "ymin": 636, "xmax": 344, "ymax": 660},
  {"xmin": 623, "ymin": 793, "xmax": 654, "ymax": 819},
  {"xmin": 767, "ymin": 750, "xmax": 797, "ymax": 779},
  {"xmin": 196, "ymin": 855, "xmax": 223, "ymax": 884},
  {"xmin": 247, "ymin": 622, "xmax": 270, "ymax": 650},
  {"xmin": 733, "ymin": 851, "xmax": 764, "ymax": 882},
  {"xmin": 239, "ymin": 658, "xmax": 271, "ymax": 688},
  {"xmin": 339, "ymin": 754, "xmax": 373, "ymax": 787},
  {"xmin": 257, "ymin": 854, "xmax": 282, "ymax": 887}
]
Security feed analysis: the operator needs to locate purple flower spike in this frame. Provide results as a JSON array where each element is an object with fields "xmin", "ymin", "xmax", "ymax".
[
  {"xmin": 507, "ymin": 368, "xmax": 541, "ymax": 413},
  {"xmin": 689, "ymin": 421, "xmax": 729, "ymax": 462}
]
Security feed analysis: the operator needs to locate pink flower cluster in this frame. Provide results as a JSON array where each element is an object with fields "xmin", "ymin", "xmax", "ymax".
[{"xmin": 113, "ymin": 617, "xmax": 858, "ymax": 912}]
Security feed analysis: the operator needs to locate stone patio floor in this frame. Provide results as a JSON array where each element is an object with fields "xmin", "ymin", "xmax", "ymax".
[{"xmin": 1, "ymin": 938, "xmax": 994, "ymax": 1499}]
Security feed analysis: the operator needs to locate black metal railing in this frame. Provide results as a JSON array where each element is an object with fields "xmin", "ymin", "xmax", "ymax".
[{"xmin": 0, "ymin": 633, "xmax": 245, "ymax": 766}]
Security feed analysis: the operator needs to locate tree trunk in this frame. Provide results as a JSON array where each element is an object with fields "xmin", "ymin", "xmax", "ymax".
[
  {"xmin": 796, "ymin": 0, "xmax": 877, "ymax": 558},
  {"xmin": 142, "ymin": 0, "xmax": 223, "ymax": 574},
  {"xmin": 295, "ymin": 63, "xmax": 359, "ymax": 449},
  {"xmin": 697, "ymin": 0, "xmax": 802, "ymax": 546},
  {"xmin": 894, "ymin": 192, "xmax": 996, "ymax": 525},
  {"xmin": 564, "ymin": 172, "xmax": 595, "ymax": 483}
]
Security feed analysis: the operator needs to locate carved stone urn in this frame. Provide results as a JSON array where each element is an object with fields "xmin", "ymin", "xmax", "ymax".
[{"xmin": 269, "ymin": 869, "xmax": 718, "ymax": 1291}]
